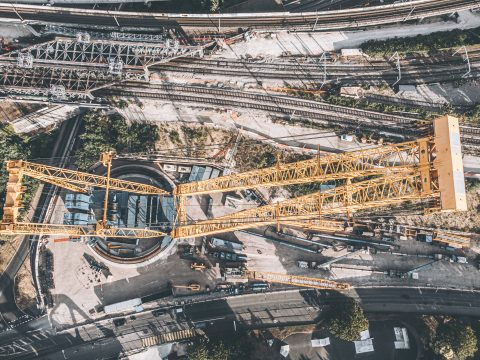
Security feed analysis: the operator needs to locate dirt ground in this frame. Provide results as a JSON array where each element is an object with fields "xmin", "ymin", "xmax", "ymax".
[
  {"xmin": 400, "ymin": 181, "xmax": 480, "ymax": 234},
  {"xmin": 155, "ymin": 123, "xmax": 312, "ymax": 172},
  {"xmin": 14, "ymin": 262, "xmax": 37, "ymax": 312},
  {"xmin": 156, "ymin": 122, "xmax": 234, "ymax": 159},
  {"xmin": 0, "ymin": 236, "xmax": 23, "ymax": 273},
  {"xmin": 0, "ymin": 101, "xmax": 43, "ymax": 123}
]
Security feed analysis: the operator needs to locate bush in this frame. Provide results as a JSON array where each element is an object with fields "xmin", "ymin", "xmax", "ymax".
[
  {"xmin": 361, "ymin": 27, "xmax": 480, "ymax": 56},
  {"xmin": 432, "ymin": 320, "xmax": 478, "ymax": 360},
  {"xmin": 324, "ymin": 299, "xmax": 369, "ymax": 341},
  {"xmin": 187, "ymin": 331, "xmax": 253, "ymax": 360}
]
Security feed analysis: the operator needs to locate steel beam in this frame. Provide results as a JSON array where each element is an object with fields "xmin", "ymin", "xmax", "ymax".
[
  {"xmin": 7, "ymin": 160, "xmax": 169, "ymax": 195},
  {"xmin": 173, "ymin": 172, "xmax": 439, "ymax": 239},
  {"xmin": 175, "ymin": 138, "xmax": 433, "ymax": 196},
  {"xmin": 0, "ymin": 222, "xmax": 166, "ymax": 238}
]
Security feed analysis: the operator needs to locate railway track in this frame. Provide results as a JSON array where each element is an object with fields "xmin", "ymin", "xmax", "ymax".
[
  {"xmin": 96, "ymin": 82, "xmax": 427, "ymax": 137},
  {"xmin": 94, "ymin": 82, "xmax": 480, "ymax": 153},
  {"xmin": 151, "ymin": 56, "xmax": 480, "ymax": 85},
  {"xmin": 0, "ymin": 0, "xmax": 476, "ymax": 30}
]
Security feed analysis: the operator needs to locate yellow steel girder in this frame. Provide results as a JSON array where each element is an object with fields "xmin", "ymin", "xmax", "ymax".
[
  {"xmin": 245, "ymin": 270, "xmax": 350, "ymax": 290},
  {"xmin": 173, "ymin": 172, "xmax": 439, "ymax": 239},
  {"xmin": 7, "ymin": 160, "xmax": 169, "ymax": 195},
  {"xmin": 287, "ymin": 218, "xmax": 347, "ymax": 233},
  {"xmin": 1, "ymin": 165, "xmax": 25, "ymax": 224},
  {"xmin": 174, "ymin": 138, "xmax": 433, "ymax": 196},
  {"xmin": 0, "ymin": 222, "xmax": 167, "ymax": 238}
]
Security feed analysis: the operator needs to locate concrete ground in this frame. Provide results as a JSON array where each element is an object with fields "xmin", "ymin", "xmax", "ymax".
[
  {"xmin": 283, "ymin": 320, "xmax": 417, "ymax": 360},
  {"xmin": 118, "ymin": 97, "xmax": 372, "ymax": 155},
  {"xmin": 0, "ymin": 22, "xmax": 32, "ymax": 41},
  {"xmin": 212, "ymin": 11, "xmax": 480, "ymax": 59}
]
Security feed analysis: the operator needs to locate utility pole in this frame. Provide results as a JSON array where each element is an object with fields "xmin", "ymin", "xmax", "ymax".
[
  {"xmin": 319, "ymin": 52, "xmax": 327, "ymax": 89},
  {"xmin": 402, "ymin": 6, "xmax": 416, "ymax": 22},
  {"xmin": 453, "ymin": 46, "xmax": 471, "ymax": 78},
  {"xmin": 389, "ymin": 51, "xmax": 401, "ymax": 87},
  {"xmin": 312, "ymin": 11, "xmax": 319, "ymax": 31}
]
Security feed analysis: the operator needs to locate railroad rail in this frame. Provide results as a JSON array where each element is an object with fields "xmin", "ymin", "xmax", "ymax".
[
  {"xmin": 0, "ymin": 0, "xmax": 476, "ymax": 30},
  {"xmin": 97, "ymin": 82, "xmax": 423, "ymax": 137},
  {"xmin": 96, "ymin": 82, "xmax": 480, "ymax": 153},
  {"xmin": 151, "ymin": 55, "xmax": 480, "ymax": 85}
]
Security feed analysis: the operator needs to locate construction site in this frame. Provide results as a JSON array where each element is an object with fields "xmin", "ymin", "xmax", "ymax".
[
  {"xmin": 1, "ymin": 1, "xmax": 480, "ymax": 359},
  {"xmin": 0, "ymin": 111, "xmax": 477, "ymax": 328}
]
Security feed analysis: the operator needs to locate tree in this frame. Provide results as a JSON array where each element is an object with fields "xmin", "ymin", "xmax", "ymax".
[
  {"xmin": 0, "ymin": 126, "xmax": 56, "ymax": 218},
  {"xmin": 75, "ymin": 111, "xmax": 159, "ymax": 169},
  {"xmin": 186, "ymin": 331, "xmax": 253, "ymax": 360},
  {"xmin": 186, "ymin": 338, "xmax": 210, "ymax": 360},
  {"xmin": 324, "ymin": 299, "xmax": 369, "ymax": 342},
  {"xmin": 432, "ymin": 320, "xmax": 478, "ymax": 360}
]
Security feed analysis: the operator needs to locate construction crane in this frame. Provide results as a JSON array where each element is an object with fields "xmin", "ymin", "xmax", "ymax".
[
  {"xmin": 0, "ymin": 115, "xmax": 466, "ymax": 242},
  {"xmin": 174, "ymin": 137, "xmax": 432, "ymax": 197},
  {"xmin": 5, "ymin": 159, "xmax": 169, "ymax": 195},
  {"xmin": 173, "ymin": 116, "xmax": 466, "ymax": 238},
  {"xmin": 0, "ymin": 222, "xmax": 167, "ymax": 238},
  {"xmin": 172, "ymin": 136, "xmax": 433, "ymax": 224},
  {"xmin": 0, "ymin": 152, "xmax": 168, "ymax": 238},
  {"xmin": 174, "ymin": 171, "xmax": 436, "ymax": 238},
  {"xmin": 245, "ymin": 270, "xmax": 350, "ymax": 290}
]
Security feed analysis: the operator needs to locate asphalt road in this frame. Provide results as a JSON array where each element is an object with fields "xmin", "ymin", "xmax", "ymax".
[
  {"xmin": 2, "ymin": 287, "xmax": 479, "ymax": 359},
  {"xmin": 0, "ymin": 115, "xmax": 82, "ymax": 329}
]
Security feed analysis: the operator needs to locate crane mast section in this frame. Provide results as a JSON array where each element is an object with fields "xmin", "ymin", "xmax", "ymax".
[
  {"xmin": 287, "ymin": 219, "xmax": 346, "ymax": 232},
  {"xmin": 0, "ymin": 222, "xmax": 166, "ymax": 238},
  {"xmin": 175, "ymin": 138, "xmax": 431, "ymax": 196},
  {"xmin": 245, "ymin": 271, "xmax": 350, "ymax": 290},
  {"xmin": 174, "ymin": 173, "xmax": 439, "ymax": 239},
  {"xmin": 8, "ymin": 160, "xmax": 169, "ymax": 195}
]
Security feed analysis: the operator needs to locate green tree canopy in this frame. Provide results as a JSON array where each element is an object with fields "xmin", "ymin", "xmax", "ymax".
[
  {"xmin": 361, "ymin": 26, "xmax": 480, "ymax": 56},
  {"xmin": 186, "ymin": 331, "xmax": 253, "ymax": 360},
  {"xmin": 324, "ymin": 299, "xmax": 369, "ymax": 342},
  {"xmin": 0, "ymin": 126, "xmax": 57, "ymax": 218},
  {"xmin": 432, "ymin": 320, "xmax": 478, "ymax": 360},
  {"xmin": 75, "ymin": 111, "xmax": 159, "ymax": 169}
]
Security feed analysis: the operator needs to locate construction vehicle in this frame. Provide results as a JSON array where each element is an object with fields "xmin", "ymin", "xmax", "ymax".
[
  {"xmin": 190, "ymin": 262, "xmax": 208, "ymax": 271},
  {"xmin": 172, "ymin": 282, "xmax": 201, "ymax": 291},
  {"xmin": 172, "ymin": 116, "xmax": 467, "ymax": 234}
]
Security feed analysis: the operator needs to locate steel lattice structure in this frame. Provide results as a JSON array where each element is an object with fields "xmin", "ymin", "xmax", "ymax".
[
  {"xmin": 0, "ymin": 222, "xmax": 166, "ymax": 238},
  {"xmin": 0, "ymin": 116, "xmax": 465, "ymax": 243},
  {"xmin": 6, "ymin": 160, "xmax": 170, "ymax": 196},
  {"xmin": 1, "ymin": 37, "xmax": 205, "ymax": 69},
  {"xmin": 173, "ymin": 172, "xmax": 439, "ymax": 238},
  {"xmin": 175, "ymin": 138, "xmax": 433, "ymax": 196},
  {"xmin": 0, "ymin": 37, "xmax": 207, "ymax": 98},
  {"xmin": 245, "ymin": 270, "xmax": 350, "ymax": 290},
  {"xmin": 0, "ymin": 65, "xmax": 128, "ymax": 96}
]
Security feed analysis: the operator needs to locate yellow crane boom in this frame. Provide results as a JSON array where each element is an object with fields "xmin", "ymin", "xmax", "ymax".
[
  {"xmin": 173, "ymin": 172, "xmax": 438, "ymax": 239},
  {"xmin": 246, "ymin": 270, "xmax": 350, "ymax": 290},
  {"xmin": 6, "ymin": 160, "xmax": 169, "ymax": 196},
  {"xmin": 0, "ymin": 222, "xmax": 167, "ymax": 238},
  {"xmin": 174, "ymin": 138, "xmax": 432, "ymax": 196}
]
